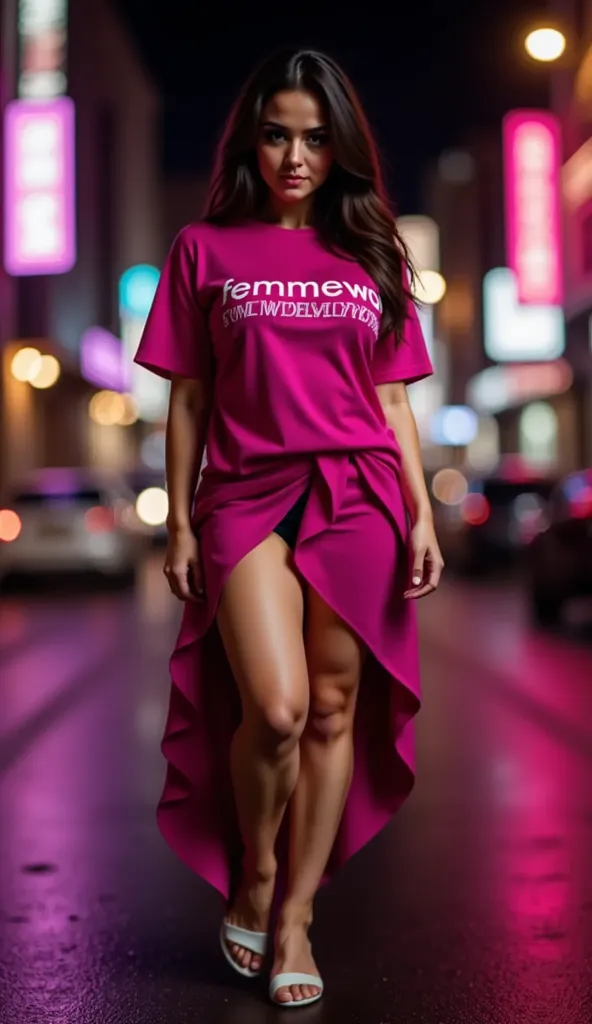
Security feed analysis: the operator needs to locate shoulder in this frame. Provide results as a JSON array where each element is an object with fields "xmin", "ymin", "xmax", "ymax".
[
  {"xmin": 172, "ymin": 219, "xmax": 255, "ymax": 260},
  {"xmin": 171, "ymin": 220, "xmax": 218, "ymax": 254}
]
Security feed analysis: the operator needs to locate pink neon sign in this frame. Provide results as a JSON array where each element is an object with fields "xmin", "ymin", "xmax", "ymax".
[
  {"xmin": 503, "ymin": 109, "xmax": 563, "ymax": 306},
  {"xmin": 80, "ymin": 327, "xmax": 129, "ymax": 392},
  {"xmin": 3, "ymin": 96, "xmax": 76, "ymax": 276}
]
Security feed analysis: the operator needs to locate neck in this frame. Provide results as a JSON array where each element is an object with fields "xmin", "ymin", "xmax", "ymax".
[{"xmin": 264, "ymin": 196, "xmax": 314, "ymax": 230}]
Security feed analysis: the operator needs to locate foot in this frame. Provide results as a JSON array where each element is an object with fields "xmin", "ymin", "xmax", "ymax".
[
  {"xmin": 223, "ymin": 862, "xmax": 276, "ymax": 974},
  {"xmin": 271, "ymin": 905, "xmax": 322, "ymax": 1005}
]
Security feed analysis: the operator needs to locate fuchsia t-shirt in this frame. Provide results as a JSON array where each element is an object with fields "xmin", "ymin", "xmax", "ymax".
[
  {"xmin": 134, "ymin": 219, "xmax": 433, "ymax": 897},
  {"xmin": 135, "ymin": 221, "xmax": 433, "ymax": 479}
]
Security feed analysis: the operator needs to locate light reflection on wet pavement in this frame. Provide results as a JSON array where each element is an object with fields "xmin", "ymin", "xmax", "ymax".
[{"xmin": 1, "ymin": 560, "xmax": 591, "ymax": 1023}]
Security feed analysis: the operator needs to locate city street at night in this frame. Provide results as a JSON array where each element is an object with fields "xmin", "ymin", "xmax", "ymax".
[{"xmin": 1, "ymin": 557, "xmax": 591, "ymax": 1024}]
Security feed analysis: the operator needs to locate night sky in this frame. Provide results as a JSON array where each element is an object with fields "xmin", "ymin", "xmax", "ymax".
[{"xmin": 114, "ymin": 0, "xmax": 549, "ymax": 210}]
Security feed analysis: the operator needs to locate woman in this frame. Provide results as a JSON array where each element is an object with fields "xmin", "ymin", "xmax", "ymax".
[{"xmin": 135, "ymin": 47, "xmax": 443, "ymax": 1008}]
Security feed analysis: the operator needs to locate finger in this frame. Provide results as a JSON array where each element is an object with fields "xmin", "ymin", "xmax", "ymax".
[
  {"xmin": 176, "ymin": 571, "xmax": 199, "ymax": 602},
  {"xmin": 166, "ymin": 569, "xmax": 186, "ymax": 601},
  {"xmin": 163, "ymin": 564, "xmax": 179, "ymax": 597},
  {"xmin": 173, "ymin": 566, "xmax": 198, "ymax": 603},
  {"xmin": 188, "ymin": 559, "xmax": 205, "ymax": 596},
  {"xmin": 411, "ymin": 547, "xmax": 427, "ymax": 588},
  {"xmin": 405, "ymin": 582, "xmax": 436, "ymax": 600},
  {"xmin": 428, "ymin": 561, "xmax": 444, "ymax": 589}
]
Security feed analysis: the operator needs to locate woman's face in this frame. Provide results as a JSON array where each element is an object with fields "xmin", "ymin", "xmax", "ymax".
[{"xmin": 256, "ymin": 89, "xmax": 333, "ymax": 208}]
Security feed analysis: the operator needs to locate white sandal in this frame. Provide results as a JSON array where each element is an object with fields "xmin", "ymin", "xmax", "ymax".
[
  {"xmin": 269, "ymin": 972, "xmax": 324, "ymax": 1007},
  {"xmin": 219, "ymin": 920, "xmax": 268, "ymax": 978}
]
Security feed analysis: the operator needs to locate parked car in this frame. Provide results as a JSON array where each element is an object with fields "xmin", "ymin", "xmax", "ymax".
[
  {"xmin": 0, "ymin": 467, "xmax": 148, "ymax": 584},
  {"xmin": 527, "ymin": 468, "xmax": 592, "ymax": 626},
  {"xmin": 434, "ymin": 468, "xmax": 555, "ymax": 575}
]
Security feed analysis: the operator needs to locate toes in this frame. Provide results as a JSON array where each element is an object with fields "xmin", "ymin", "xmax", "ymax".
[
  {"xmin": 238, "ymin": 948, "xmax": 252, "ymax": 970},
  {"xmin": 274, "ymin": 984, "xmax": 320, "ymax": 1004},
  {"xmin": 228, "ymin": 943, "xmax": 252, "ymax": 970},
  {"xmin": 250, "ymin": 954, "xmax": 262, "ymax": 972}
]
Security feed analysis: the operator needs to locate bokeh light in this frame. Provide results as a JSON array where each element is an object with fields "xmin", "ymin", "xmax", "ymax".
[
  {"xmin": 29, "ymin": 354, "xmax": 61, "ymax": 389},
  {"xmin": 140, "ymin": 430, "xmax": 166, "ymax": 470},
  {"xmin": 438, "ymin": 149, "xmax": 475, "ymax": 184},
  {"xmin": 461, "ymin": 493, "xmax": 490, "ymax": 526},
  {"xmin": 89, "ymin": 390, "xmax": 128, "ymax": 426},
  {"xmin": 136, "ymin": 487, "xmax": 168, "ymax": 526},
  {"xmin": 118, "ymin": 394, "xmax": 140, "ymax": 426},
  {"xmin": 432, "ymin": 468, "xmax": 468, "ymax": 505},
  {"xmin": 11, "ymin": 347, "xmax": 42, "ymax": 382},
  {"xmin": 412, "ymin": 270, "xmax": 447, "ymax": 305},
  {"xmin": 525, "ymin": 28, "xmax": 566, "ymax": 62},
  {"xmin": 0, "ymin": 509, "xmax": 22, "ymax": 542}
]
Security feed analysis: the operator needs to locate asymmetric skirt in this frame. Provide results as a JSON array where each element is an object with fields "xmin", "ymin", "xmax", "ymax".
[{"xmin": 157, "ymin": 449, "xmax": 421, "ymax": 899}]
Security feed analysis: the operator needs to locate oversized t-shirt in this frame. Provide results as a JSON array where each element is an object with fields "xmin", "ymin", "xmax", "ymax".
[{"xmin": 135, "ymin": 220, "xmax": 433, "ymax": 480}]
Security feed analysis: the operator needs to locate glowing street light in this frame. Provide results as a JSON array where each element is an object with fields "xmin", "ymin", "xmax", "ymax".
[
  {"xmin": 11, "ymin": 346, "xmax": 42, "ymax": 382},
  {"xmin": 525, "ymin": 28, "xmax": 566, "ymax": 63},
  {"xmin": 29, "ymin": 354, "xmax": 61, "ymax": 389},
  {"xmin": 412, "ymin": 269, "xmax": 447, "ymax": 305}
]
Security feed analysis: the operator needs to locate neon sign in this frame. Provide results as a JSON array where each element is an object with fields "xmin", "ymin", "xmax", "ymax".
[
  {"xmin": 119, "ymin": 264, "xmax": 160, "ymax": 318},
  {"xmin": 3, "ymin": 96, "xmax": 76, "ymax": 276},
  {"xmin": 80, "ymin": 327, "xmax": 128, "ymax": 392},
  {"xmin": 483, "ymin": 267, "xmax": 565, "ymax": 362},
  {"xmin": 18, "ymin": 0, "xmax": 69, "ymax": 98},
  {"xmin": 503, "ymin": 110, "xmax": 563, "ymax": 306}
]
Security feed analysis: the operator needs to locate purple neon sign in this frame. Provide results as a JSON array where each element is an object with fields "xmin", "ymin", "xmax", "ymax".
[
  {"xmin": 4, "ymin": 96, "xmax": 76, "ymax": 276},
  {"xmin": 80, "ymin": 327, "xmax": 129, "ymax": 392}
]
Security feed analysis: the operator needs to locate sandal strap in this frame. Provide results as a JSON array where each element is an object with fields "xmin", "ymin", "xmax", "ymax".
[
  {"xmin": 270, "ymin": 972, "xmax": 324, "ymax": 997},
  {"xmin": 222, "ymin": 921, "xmax": 268, "ymax": 956}
]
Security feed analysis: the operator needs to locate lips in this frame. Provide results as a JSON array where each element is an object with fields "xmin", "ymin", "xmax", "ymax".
[{"xmin": 282, "ymin": 176, "xmax": 306, "ymax": 186}]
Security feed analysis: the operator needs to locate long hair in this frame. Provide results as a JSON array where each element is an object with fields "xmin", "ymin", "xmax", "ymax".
[{"xmin": 203, "ymin": 48, "xmax": 416, "ymax": 341}]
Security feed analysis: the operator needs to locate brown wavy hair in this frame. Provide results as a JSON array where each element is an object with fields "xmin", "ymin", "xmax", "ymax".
[{"xmin": 203, "ymin": 48, "xmax": 416, "ymax": 341}]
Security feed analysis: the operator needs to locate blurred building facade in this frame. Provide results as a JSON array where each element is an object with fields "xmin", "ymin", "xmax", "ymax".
[
  {"xmin": 162, "ymin": 175, "xmax": 209, "ymax": 246},
  {"xmin": 551, "ymin": 0, "xmax": 592, "ymax": 467},
  {"xmin": 423, "ymin": 121, "xmax": 583, "ymax": 476},
  {"xmin": 0, "ymin": 0, "xmax": 163, "ymax": 495}
]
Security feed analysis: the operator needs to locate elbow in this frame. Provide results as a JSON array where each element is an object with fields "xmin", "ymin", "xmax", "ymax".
[{"xmin": 170, "ymin": 377, "xmax": 211, "ymax": 419}]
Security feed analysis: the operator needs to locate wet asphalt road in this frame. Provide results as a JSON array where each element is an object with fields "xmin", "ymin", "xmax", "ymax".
[{"xmin": 1, "ymin": 556, "xmax": 592, "ymax": 1024}]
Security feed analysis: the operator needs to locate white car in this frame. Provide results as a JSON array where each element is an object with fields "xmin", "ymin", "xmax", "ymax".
[{"xmin": 0, "ymin": 467, "xmax": 148, "ymax": 583}]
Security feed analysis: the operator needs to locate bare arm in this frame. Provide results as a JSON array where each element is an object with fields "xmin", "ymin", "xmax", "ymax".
[
  {"xmin": 164, "ymin": 374, "xmax": 211, "ymax": 601},
  {"xmin": 166, "ymin": 375, "xmax": 210, "ymax": 531},
  {"xmin": 375, "ymin": 381, "xmax": 432, "ymax": 522},
  {"xmin": 375, "ymin": 381, "xmax": 444, "ymax": 598}
]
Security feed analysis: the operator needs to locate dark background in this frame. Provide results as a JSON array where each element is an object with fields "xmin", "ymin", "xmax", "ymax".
[{"xmin": 114, "ymin": 0, "xmax": 550, "ymax": 209}]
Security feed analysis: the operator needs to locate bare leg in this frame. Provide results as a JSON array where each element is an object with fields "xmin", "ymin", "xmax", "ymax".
[
  {"xmin": 217, "ymin": 533, "xmax": 309, "ymax": 973},
  {"xmin": 271, "ymin": 588, "xmax": 364, "ymax": 1003}
]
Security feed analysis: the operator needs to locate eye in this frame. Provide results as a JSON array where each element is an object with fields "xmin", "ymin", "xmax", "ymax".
[
  {"xmin": 307, "ymin": 133, "xmax": 329, "ymax": 148},
  {"xmin": 262, "ymin": 127, "xmax": 287, "ymax": 144}
]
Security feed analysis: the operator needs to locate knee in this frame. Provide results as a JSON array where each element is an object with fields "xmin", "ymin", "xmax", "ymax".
[
  {"xmin": 307, "ymin": 675, "xmax": 358, "ymax": 742},
  {"xmin": 250, "ymin": 700, "xmax": 307, "ymax": 752}
]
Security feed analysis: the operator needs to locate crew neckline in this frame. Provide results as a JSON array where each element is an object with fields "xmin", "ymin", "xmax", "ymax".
[{"xmin": 254, "ymin": 220, "xmax": 316, "ymax": 234}]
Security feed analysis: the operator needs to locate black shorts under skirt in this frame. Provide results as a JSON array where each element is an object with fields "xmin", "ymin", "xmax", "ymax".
[{"xmin": 272, "ymin": 489, "xmax": 310, "ymax": 550}]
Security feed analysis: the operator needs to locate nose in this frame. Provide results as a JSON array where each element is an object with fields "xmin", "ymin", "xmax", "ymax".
[{"xmin": 285, "ymin": 139, "xmax": 304, "ymax": 169}]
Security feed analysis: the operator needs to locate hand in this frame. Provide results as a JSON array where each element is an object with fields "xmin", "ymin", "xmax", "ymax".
[
  {"xmin": 163, "ymin": 526, "xmax": 205, "ymax": 603},
  {"xmin": 404, "ymin": 516, "xmax": 444, "ymax": 600}
]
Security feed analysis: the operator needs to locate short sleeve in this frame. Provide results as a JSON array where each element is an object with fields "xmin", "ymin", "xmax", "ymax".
[
  {"xmin": 371, "ymin": 270, "xmax": 433, "ymax": 386},
  {"xmin": 134, "ymin": 228, "xmax": 210, "ymax": 381}
]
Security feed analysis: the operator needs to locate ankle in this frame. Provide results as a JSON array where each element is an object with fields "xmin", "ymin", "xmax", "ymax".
[
  {"xmin": 242, "ymin": 852, "xmax": 277, "ymax": 886},
  {"xmin": 278, "ymin": 898, "xmax": 314, "ymax": 930}
]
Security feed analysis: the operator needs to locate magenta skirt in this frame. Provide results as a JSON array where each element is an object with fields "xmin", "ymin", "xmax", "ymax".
[{"xmin": 157, "ymin": 450, "xmax": 421, "ymax": 898}]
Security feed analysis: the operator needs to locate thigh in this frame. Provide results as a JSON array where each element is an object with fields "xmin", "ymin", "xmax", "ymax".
[
  {"xmin": 304, "ymin": 588, "xmax": 365, "ymax": 713},
  {"xmin": 217, "ymin": 533, "xmax": 309, "ymax": 723}
]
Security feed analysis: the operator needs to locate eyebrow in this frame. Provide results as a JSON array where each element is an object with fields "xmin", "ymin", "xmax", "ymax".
[{"xmin": 261, "ymin": 120, "xmax": 329, "ymax": 133}]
